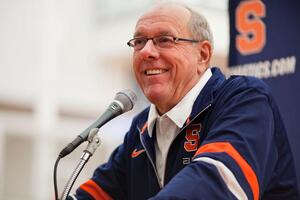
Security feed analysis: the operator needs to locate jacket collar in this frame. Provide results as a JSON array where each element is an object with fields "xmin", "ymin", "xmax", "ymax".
[{"xmin": 190, "ymin": 67, "xmax": 225, "ymax": 119}]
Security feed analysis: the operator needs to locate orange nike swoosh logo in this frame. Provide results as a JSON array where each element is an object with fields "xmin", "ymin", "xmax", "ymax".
[{"xmin": 131, "ymin": 148, "xmax": 145, "ymax": 158}]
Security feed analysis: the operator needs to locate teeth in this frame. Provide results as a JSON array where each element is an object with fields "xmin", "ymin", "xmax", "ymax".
[{"xmin": 146, "ymin": 69, "xmax": 166, "ymax": 75}]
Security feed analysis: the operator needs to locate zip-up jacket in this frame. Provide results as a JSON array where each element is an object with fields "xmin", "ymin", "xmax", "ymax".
[{"xmin": 68, "ymin": 67, "xmax": 299, "ymax": 200}]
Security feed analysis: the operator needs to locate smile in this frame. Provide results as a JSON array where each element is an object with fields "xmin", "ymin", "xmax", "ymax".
[{"xmin": 145, "ymin": 69, "xmax": 167, "ymax": 75}]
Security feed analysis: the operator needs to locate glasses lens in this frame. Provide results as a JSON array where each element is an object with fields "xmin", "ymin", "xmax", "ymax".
[
  {"xmin": 155, "ymin": 36, "xmax": 174, "ymax": 48},
  {"xmin": 132, "ymin": 38, "xmax": 147, "ymax": 50},
  {"xmin": 128, "ymin": 36, "xmax": 177, "ymax": 50}
]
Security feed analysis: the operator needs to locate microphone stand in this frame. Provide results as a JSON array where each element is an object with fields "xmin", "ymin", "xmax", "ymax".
[{"xmin": 60, "ymin": 128, "xmax": 102, "ymax": 200}]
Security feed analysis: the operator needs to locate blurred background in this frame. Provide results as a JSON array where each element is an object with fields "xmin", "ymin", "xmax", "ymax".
[{"xmin": 0, "ymin": 0, "xmax": 229, "ymax": 199}]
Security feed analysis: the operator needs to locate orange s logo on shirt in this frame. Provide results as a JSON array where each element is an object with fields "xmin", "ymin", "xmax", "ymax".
[
  {"xmin": 184, "ymin": 124, "xmax": 201, "ymax": 152},
  {"xmin": 236, "ymin": 0, "xmax": 266, "ymax": 55}
]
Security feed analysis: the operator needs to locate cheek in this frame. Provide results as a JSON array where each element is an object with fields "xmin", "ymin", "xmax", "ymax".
[
  {"xmin": 133, "ymin": 54, "xmax": 142, "ymax": 72},
  {"xmin": 132, "ymin": 59, "xmax": 143, "ymax": 86},
  {"xmin": 181, "ymin": 49, "xmax": 199, "ymax": 67},
  {"xmin": 173, "ymin": 56, "xmax": 199, "ymax": 80},
  {"xmin": 172, "ymin": 52, "xmax": 195, "ymax": 69},
  {"xmin": 133, "ymin": 65, "xmax": 141, "ymax": 84},
  {"xmin": 132, "ymin": 56, "xmax": 139, "ymax": 74}
]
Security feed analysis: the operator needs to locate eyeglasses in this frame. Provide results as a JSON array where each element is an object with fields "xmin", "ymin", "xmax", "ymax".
[{"xmin": 127, "ymin": 35, "xmax": 200, "ymax": 51}]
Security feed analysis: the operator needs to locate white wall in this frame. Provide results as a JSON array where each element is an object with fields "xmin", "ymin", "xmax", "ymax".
[{"xmin": 0, "ymin": 0, "xmax": 229, "ymax": 199}]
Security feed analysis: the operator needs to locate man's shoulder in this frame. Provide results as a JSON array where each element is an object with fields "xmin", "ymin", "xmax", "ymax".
[{"xmin": 224, "ymin": 74, "xmax": 272, "ymax": 96}]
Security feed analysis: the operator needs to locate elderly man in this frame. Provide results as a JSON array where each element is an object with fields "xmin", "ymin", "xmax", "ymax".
[{"xmin": 68, "ymin": 2, "xmax": 299, "ymax": 200}]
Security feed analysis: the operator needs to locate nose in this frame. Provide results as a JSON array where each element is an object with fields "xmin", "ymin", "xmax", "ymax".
[{"xmin": 138, "ymin": 39, "xmax": 160, "ymax": 60}]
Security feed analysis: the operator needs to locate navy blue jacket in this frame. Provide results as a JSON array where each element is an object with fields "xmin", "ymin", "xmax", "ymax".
[{"xmin": 69, "ymin": 67, "xmax": 299, "ymax": 200}]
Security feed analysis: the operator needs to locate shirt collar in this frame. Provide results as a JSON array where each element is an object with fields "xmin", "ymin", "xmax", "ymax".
[{"xmin": 147, "ymin": 68, "xmax": 212, "ymax": 137}]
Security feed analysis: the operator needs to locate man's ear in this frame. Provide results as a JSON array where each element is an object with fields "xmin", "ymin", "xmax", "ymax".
[{"xmin": 197, "ymin": 40, "xmax": 212, "ymax": 65}]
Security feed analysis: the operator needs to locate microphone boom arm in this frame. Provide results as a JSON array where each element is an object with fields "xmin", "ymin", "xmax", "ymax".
[{"xmin": 60, "ymin": 128, "xmax": 102, "ymax": 200}]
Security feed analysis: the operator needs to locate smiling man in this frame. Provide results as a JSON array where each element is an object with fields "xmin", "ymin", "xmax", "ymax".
[
  {"xmin": 68, "ymin": 2, "xmax": 299, "ymax": 200},
  {"xmin": 131, "ymin": 4, "xmax": 211, "ymax": 114}
]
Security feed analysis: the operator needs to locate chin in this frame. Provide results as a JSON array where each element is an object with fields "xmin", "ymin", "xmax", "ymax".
[{"xmin": 145, "ymin": 90, "xmax": 166, "ymax": 105}]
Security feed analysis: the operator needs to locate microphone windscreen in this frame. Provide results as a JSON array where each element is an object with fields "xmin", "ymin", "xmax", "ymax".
[{"xmin": 114, "ymin": 89, "xmax": 137, "ymax": 112}]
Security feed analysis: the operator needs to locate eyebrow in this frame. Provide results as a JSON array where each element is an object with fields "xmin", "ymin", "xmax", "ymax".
[
  {"xmin": 133, "ymin": 30, "xmax": 175, "ymax": 38},
  {"xmin": 133, "ymin": 31, "xmax": 143, "ymax": 38}
]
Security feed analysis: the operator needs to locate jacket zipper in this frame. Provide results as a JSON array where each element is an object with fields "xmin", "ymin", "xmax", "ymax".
[
  {"xmin": 138, "ymin": 103, "xmax": 212, "ymax": 189},
  {"xmin": 162, "ymin": 103, "xmax": 212, "ymax": 185},
  {"xmin": 138, "ymin": 129, "xmax": 164, "ymax": 189}
]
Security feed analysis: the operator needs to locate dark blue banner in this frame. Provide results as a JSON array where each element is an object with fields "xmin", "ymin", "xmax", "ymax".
[{"xmin": 229, "ymin": 0, "xmax": 300, "ymax": 191}]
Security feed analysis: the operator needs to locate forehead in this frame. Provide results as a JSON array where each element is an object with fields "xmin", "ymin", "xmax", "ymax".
[{"xmin": 134, "ymin": 5, "xmax": 191, "ymax": 37}]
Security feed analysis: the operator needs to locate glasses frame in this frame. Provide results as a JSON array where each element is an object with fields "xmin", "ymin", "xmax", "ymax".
[{"xmin": 127, "ymin": 35, "xmax": 200, "ymax": 50}]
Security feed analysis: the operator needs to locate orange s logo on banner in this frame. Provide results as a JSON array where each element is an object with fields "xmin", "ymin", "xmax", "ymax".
[
  {"xmin": 236, "ymin": 0, "xmax": 266, "ymax": 55},
  {"xmin": 184, "ymin": 124, "xmax": 201, "ymax": 152}
]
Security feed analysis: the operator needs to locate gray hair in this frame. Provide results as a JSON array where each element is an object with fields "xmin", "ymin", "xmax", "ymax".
[
  {"xmin": 183, "ymin": 5, "xmax": 214, "ymax": 50},
  {"xmin": 152, "ymin": 1, "xmax": 214, "ymax": 50}
]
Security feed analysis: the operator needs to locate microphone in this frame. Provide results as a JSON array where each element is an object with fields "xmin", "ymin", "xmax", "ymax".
[{"xmin": 59, "ymin": 89, "xmax": 137, "ymax": 158}]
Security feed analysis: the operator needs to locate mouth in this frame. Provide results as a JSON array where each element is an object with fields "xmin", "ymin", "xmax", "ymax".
[{"xmin": 145, "ymin": 69, "xmax": 168, "ymax": 76}]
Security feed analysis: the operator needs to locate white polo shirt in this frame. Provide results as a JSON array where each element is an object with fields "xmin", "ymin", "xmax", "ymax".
[{"xmin": 147, "ymin": 68, "xmax": 212, "ymax": 186}]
